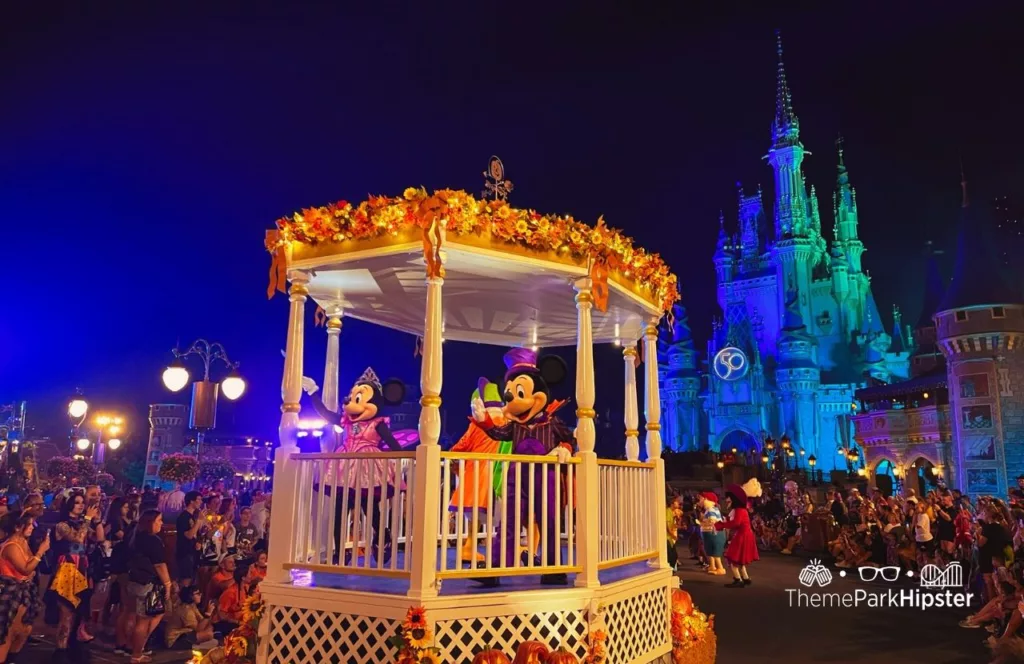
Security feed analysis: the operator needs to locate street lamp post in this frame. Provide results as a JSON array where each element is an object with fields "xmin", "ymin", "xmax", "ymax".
[
  {"xmin": 67, "ymin": 391, "xmax": 89, "ymax": 455},
  {"xmin": 716, "ymin": 460, "xmax": 725, "ymax": 486},
  {"xmin": 162, "ymin": 339, "xmax": 246, "ymax": 463},
  {"xmin": 808, "ymin": 454, "xmax": 817, "ymax": 486}
]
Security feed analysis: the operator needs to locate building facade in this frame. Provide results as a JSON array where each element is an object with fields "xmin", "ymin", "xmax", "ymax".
[
  {"xmin": 854, "ymin": 183, "xmax": 1024, "ymax": 497},
  {"xmin": 659, "ymin": 35, "xmax": 909, "ymax": 467},
  {"xmin": 142, "ymin": 403, "xmax": 189, "ymax": 488}
]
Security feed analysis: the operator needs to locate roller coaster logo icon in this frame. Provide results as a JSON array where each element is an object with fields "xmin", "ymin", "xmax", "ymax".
[{"xmin": 919, "ymin": 562, "xmax": 963, "ymax": 589}]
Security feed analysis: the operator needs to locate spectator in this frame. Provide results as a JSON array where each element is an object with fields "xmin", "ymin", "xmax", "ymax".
[
  {"xmin": 0, "ymin": 510, "xmax": 50, "ymax": 662},
  {"xmin": 234, "ymin": 508, "xmax": 259, "ymax": 561},
  {"xmin": 913, "ymin": 499, "xmax": 935, "ymax": 567},
  {"xmin": 251, "ymin": 551, "xmax": 268, "ymax": 581},
  {"xmin": 47, "ymin": 491, "xmax": 103, "ymax": 654},
  {"xmin": 121, "ymin": 509, "xmax": 172, "ymax": 664},
  {"xmin": 175, "ymin": 491, "xmax": 205, "ymax": 588},
  {"xmin": 215, "ymin": 563, "xmax": 258, "ymax": 635},
  {"xmin": 163, "ymin": 585, "xmax": 217, "ymax": 650},
  {"xmin": 205, "ymin": 555, "xmax": 236, "ymax": 605}
]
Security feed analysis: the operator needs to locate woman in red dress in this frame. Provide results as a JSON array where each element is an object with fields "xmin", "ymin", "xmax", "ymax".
[{"xmin": 715, "ymin": 484, "xmax": 759, "ymax": 588}]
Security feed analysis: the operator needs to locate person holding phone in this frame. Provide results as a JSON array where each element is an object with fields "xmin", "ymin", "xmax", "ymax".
[
  {"xmin": 47, "ymin": 491, "xmax": 104, "ymax": 656},
  {"xmin": 0, "ymin": 510, "xmax": 50, "ymax": 662}
]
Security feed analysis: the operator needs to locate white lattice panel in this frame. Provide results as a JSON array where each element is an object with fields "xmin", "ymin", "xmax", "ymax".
[
  {"xmin": 604, "ymin": 586, "xmax": 671, "ymax": 664},
  {"xmin": 435, "ymin": 610, "xmax": 589, "ymax": 662},
  {"xmin": 266, "ymin": 605, "xmax": 400, "ymax": 664}
]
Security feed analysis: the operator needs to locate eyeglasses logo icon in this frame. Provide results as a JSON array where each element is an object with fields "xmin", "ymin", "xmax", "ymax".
[{"xmin": 857, "ymin": 566, "xmax": 901, "ymax": 583}]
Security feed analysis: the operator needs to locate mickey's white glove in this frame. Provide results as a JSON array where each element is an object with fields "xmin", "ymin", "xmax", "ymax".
[
  {"xmin": 301, "ymin": 376, "xmax": 319, "ymax": 396},
  {"xmin": 548, "ymin": 446, "xmax": 572, "ymax": 463},
  {"xmin": 471, "ymin": 397, "xmax": 487, "ymax": 423}
]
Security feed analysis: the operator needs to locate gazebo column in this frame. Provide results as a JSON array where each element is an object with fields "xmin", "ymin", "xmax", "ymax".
[
  {"xmin": 574, "ymin": 277, "xmax": 600, "ymax": 588},
  {"xmin": 623, "ymin": 343, "xmax": 640, "ymax": 461},
  {"xmin": 267, "ymin": 271, "xmax": 309, "ymax": 584},
  {"xmin": 321, "ymin": 307, "xmax": 344, "ymax": 453},
  {"xmin": 643, "ymin": 317, "xmax": 670, "ymax": 570},
  {"xmin": 409, "ymin": 269, "xmax": 444, "ymax": 599}
]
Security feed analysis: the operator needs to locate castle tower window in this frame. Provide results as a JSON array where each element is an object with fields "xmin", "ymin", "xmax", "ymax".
[
  {"xmin": 993, "ymin": 306, "xmax": 1006, "ymax": 319},
  {"xmin": 955, "ymin": 310, "xmax": 969, "ymax": 322}
]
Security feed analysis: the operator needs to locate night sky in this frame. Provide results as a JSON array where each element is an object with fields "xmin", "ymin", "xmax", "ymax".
[{"xmin": 4, "ymin": 1, "xmax": 1022, "ymax": 445}]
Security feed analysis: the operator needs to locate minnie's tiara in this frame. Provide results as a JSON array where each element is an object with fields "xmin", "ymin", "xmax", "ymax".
[{"xmin": 356, "ymin": 367, "xmax": 382, "ymax": 391}]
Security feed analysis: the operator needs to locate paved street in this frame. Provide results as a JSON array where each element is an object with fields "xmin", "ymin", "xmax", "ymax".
[
  {"xmin": 677, "ymin": 552, "xmax": 987, "ymax": 664},
  {"xmin": 17, "ymin": 637, "xmax": 191, "ymax": 663}
]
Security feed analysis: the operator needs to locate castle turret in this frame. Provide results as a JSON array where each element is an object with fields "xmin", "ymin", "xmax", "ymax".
[
  {"xmin": 714, "ymin": 212, "xmax": 737, "ymax": 309},
  {"xmin": 775, "ymin": 285, "xmax": 820, "ymax": 454},
  {"xmin": 936, "ymin": 175, "xmax": 1024, "ymax": 495},
  {"xmin": 909, "ymin": 244, "xmax": 947, "ymax": 377},
  {"xmin": 738, "ymin": 184, "xmax": 765, "ymax": 273},
  {"xmin": 658, "ymin": 304, "xmax": 702, "ymax": 451},
  {"xmin": 767, "ymin": 32, "xmax": 816, "ymax": 330}
]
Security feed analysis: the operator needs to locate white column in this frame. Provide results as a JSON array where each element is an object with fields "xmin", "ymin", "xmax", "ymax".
[
  {"xmin": 644, "ymin": 317, "xmax": 670, "ymax": 570},
  {"xmin": 574, "ymin": 277, "xmax": 600, "ymax": 588},
  {"xmin": 322, "ymin": 308, "xmax": 343, "ymax": 453},
  {"xmin": 267, "ymin": 271, "xmax": 309, "ymax": 584},
  {"xmin": 409, "ymin": 269, "xmax": 444, "ymax": 599},
  {"xmin": 623, "ymin": 343, "xmax": 640, "ymax": 461}
]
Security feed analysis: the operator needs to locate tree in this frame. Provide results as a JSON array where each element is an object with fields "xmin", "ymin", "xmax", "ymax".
[{"xmin": 199, "ymin": 459, "xmax": 236, "ymax": 484}]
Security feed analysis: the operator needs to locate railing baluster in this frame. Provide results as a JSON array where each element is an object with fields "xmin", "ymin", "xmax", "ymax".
[
  {"xmin": 470, "ymin": 459, "xmax": 481, "ymax": 568},
  {"xmin": 552, "ymin": 458, "xmax": 560, "ymax": 568},
  {"xmin": 499, "ymin": 459, "xmax": 508, "ymax": 570},
  {"xmin": 404, "ymin": 457, "xmax": 415, "ymax": 572},
  {"xmin": 541, "ymin": 459, "xmax": 549, "ymax": 567},
  {"xmin": 351, "ymin": 458, "xmax": 363, "ymax": 567},
  {"xmin": 456, "ymin": 458, "xmax": 465, "ymax": 569},
  {"xmin": 485, "ymin": 459, "xmax": 494, "ymax": 570},
  {"xmin": 337, "ymin": 459, "xmax": 351, "ymax": 567},
  {"xmin": 440, "ymin": 457, "xmax": 451, "ymax": 572},
  {"xmin": 325, "ymin": 459, "xmax": 337, "ymax": 566},
  {"xmin": 377, "ymin": 459, "xmax": 388, "ymax": 570},
  {"xmin": 314, "ymin": 460, "xmax": 326, "ymax": 564},
  {"xmin": 566, "ymin": 462, "xmax": 574, "ymax": 567},
  {"xmin": 513, "ymin": 462, "xmax": 522, "ymax": 569}
]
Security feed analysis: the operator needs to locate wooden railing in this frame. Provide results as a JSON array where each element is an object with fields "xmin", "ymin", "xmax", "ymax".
[
  {"xmin": 285, "ymin": 452, "xmax": 416, "ymax": 578},
  {"xmin": 596, "ymin": 459, "xmax": 659, "ymax": 569},
  {"xmin": 279, "ymin": 450, "xmax": 663, "ymax": 587},
  {"xmin": 437, "ymin": 451, "xmax": 580, "ymax": 579}
]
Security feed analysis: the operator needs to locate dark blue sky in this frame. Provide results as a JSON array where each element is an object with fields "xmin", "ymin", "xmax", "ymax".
[{"xmin": 4, "ymin": 1, "xmax": 1021, "ymax": 442}]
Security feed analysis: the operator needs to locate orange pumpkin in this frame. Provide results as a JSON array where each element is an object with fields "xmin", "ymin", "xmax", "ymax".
[
  {"xmin": 513, "ymin": 641, "xmax": 551, "ymax": 664},
  {"xmin": 546, "ymin": 647, "xmax": 580, "ymax": 664},
  {"xmin": 671, "ymin": 588, "xmax": 693, "ymax": 616},
  {"xmin": 473, "ymin": 650, "xmax": 512, "ymax": 664}
]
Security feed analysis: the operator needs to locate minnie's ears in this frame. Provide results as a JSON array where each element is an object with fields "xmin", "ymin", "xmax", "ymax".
[
  {"xmin": 380, "ymin": 380, "xmax": 406, "ymax": 406},
  {"xmin": 538, "ymin": 355, "xmax": 568, "ymax": 387}
]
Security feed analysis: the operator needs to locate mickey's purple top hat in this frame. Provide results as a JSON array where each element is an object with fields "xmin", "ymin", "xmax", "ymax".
[{"xmin": 503, "ymin": 347, "xmax": 538, "ymax": 382}]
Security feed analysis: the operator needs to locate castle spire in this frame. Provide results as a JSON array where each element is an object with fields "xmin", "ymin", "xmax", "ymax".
[{"xmin": 772, "ymin": 30, "xmax": 800, "ymax": 148}]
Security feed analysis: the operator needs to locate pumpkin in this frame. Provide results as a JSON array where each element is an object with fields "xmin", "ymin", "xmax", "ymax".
[
  {"xmin": 546, "ymin": 647, "xmax": 580, "ymax": 664},
  {"xmin": 513, "ymin": 641, "xmax": 551, "ymax": 664},
  {"xmin": 671, "ymin": 588, "xmax": 693, "ymax": 616},
  {"xmin": 472, "ymin": 649, "xmax": 512, "ymax": 664}
]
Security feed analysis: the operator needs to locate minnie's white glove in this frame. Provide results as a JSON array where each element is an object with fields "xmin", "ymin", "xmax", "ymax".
[
  {"xmin": 471, "ymin": 397, "xmax": 487, "ymax": 423},
  {"xmin": 301, "ymin": 377, "xmax": 319, "ymax": 396},
  {"xmin": 548, "ymin": 446, "xmax": 572, "ymax": 463}
]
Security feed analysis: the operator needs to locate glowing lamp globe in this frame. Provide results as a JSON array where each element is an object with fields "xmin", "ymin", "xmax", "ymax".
[
  {"xmin": 221, "ymin": 373, "xmax": 246, "ymax": 401},
  {"xmin": 75, "ymin": 438, "xmax": 91, "ymax": 451},
  {"xmin": 68, "ymin": 398, "xmax": 89, "ymax": 419},
  {"xmin": 162, "ymin": 362, "xmax": 190, "ymax": 392},
  {"xmin": 716, "ymin": 461, "xmax": 724, "ymax": 469},
  {"xmin": 107, "ymin": 438, "xmax": 122, "ymax": 450}
]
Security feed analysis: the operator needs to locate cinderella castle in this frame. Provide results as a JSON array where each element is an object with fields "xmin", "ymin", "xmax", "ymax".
[{"xmin": 658, "ymin": 34, "xmax": 911, "ymax": 470}]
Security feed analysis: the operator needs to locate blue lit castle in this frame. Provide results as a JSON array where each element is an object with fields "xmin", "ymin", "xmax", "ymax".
[{"xmin": 659, "ymin": 34, "xmax": 910, "ymax": 471}]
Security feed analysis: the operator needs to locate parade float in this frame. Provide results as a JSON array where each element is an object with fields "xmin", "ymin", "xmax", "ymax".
[{"xmin": 257, "ymin": 159, "xmax": 716, "ymax": 663}]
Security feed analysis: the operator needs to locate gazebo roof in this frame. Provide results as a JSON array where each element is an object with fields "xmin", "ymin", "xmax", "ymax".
[{"xmin": 265, "ymin": 188, "xmax": 680, "ymax": 347}]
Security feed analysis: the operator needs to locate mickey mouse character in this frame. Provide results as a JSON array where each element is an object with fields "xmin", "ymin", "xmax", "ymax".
[
  {"xmin": 303, "ymin": 367, "xmax": 417, "ymax": 565},
  {"xmin": 473, "ymin": 348, "xmax": 575, "ymax": 586}
]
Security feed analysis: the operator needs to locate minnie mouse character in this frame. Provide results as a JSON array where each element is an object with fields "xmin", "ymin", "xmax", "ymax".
[
  {"xmin": 303, "ymin": 367, "xmax": 417, "ymax": 565},
  {"xmin": 474, "ymin": 348, "xmax": 575, "ymax": 586}
]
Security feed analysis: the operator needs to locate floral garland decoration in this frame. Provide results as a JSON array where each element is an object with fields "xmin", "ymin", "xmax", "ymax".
[
  {"xmin": 267, "ymin": 188, "xmax": 680, "ymax": 313},
  {"xmin": 389, "ymin": 606, "xmax": 442, "ymax": 664}
]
